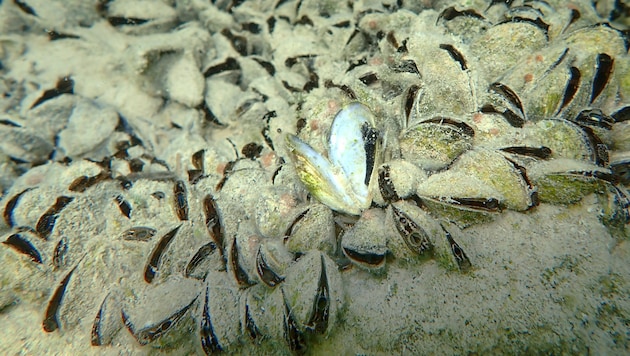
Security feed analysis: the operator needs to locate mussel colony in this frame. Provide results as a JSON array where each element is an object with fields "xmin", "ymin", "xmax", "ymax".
[{"xmin": 0, "ymin": 0, "xmax": 629, "ymax": 354}]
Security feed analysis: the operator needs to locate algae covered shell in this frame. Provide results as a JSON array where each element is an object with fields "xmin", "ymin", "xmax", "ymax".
[
  {"xmin": 399, "ymin": 117, "xmax": 475, "ymax": 171},
  {"xmin": 528, "ymin": 159, "xmax": 613, "ymax": 205},
  {"xmin": 416, "ymin": 149, "xmax": 534, "ymax": 212}
]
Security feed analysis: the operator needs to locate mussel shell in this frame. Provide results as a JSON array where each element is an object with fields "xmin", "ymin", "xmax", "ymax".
[
  {"xmin": 105, "ymin": 0, "xmax": 178, "ymax": 35},
  {"xmin": 491, "ymin": 46, "xmax": 572, "ymax": 122},
  {"xmin": 185, "ymin": 241, "xmax": 223, "ymax": 280},
  {"xmin": 341, "ymin": 208, "xmax": 389, "ymax": 270},
  {"xmin": 399, "ymin": 118, "xmax": 474, "ymax": 171},
  {"xmin": 528, "ymin": 119, "xmax": 604, "ymax": 164},
  {"xmin": 386, "ymin": 201, "xmax": 442, "ymax": 263},
  {"xmin": 403, "ymin": 44, "xmax": 475, "ymax": 126},
  {"xmin": 227, "ymin": 227, "xmax": 260, "ymax": 287},
  {"xmin": 609, "ymin": 151, "xmax": 630, "ymax": 185},
  {"xmin": 283, "ymin": 204, "xmax": 336, "ymax": 256},
  {"xmin": 435, "ymin": 221, "xmax": 474, "ymax": 272},
  {"xmin": 413, "ymin": 195, "xmax": 498, "ymax": 228},
  {"xmin": 528, "ymin": 159, "xmax": 612, "ymax": 204},
  {"xmin": 280, "ymin": 251, "xmax": 343, "ymax": 336},
  {"xmin": 437, "ymin": 6, "xmax": 489, "ymax": 42},
  {"xmin": 598, "ymin": 184, "xmax": 630, "ymax": 238},
  {"xmin": 255, "ymin": 187, "xmax": 301, "ymax": 239},
  {"xmin": 91, "ymin": 292, "xmax": 122, "ymax": 346},
  {"xmin": 470, "ymin": 21, "xmax": 547, "ymax": 82},
  {"xmin": 57, "ymin": 252, "xmax": 118, "ymax": 336},
  {"xmin": 241, "ymin": 284, "xmax": 283, "ymax": 342},
  {"xmin": 417, "ymin": 149, "xmax": 532, "ymax": 212},
  {"xmin": 370, "ymin": 160, "xmax": 426, "ymax": 206},
  {"xmin": 255, "ymin": 239, "xmax": 293, "ymax": 287},
  {"xmin": 0, "ymin": 126, "xmax": 54, "ymax": 165},
  {"xmin": 611, "ymin": 121, "xmax": 630, "ymax": 152},
  {"xmin": 121, "ymin": 277, "xmax": 200, "ymax": 346},
  {"xmin": 563, "ymin": 25, "xmax": 626, "ymax": 67},
  {"xmin": 199, "ymin": 271, "xmax": 241, "ymax": 353},
  {"xmin": 536, "ymin": 173, "xmax": 610, "ymax": 204}
]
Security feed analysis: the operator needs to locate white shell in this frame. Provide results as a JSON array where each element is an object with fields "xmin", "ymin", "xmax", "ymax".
[{"xmin": 328, "ymin": 102, "xmax": 379, "ymax": 202}]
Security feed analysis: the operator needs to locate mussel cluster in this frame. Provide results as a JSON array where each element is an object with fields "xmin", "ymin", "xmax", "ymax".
[{"xmin": 0, "ymin": 0, "xmax": 629, "ymax": 354}]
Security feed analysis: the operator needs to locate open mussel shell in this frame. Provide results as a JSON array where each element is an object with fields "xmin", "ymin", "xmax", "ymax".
[
  {"xmin": 528, "ymin": 159, "xmax": 613, "ymax": 204},
  {"xmin": 328, "ymin": 102, "xmax": 380, "ymax": 202},
  {"xmin": 341, "ymin": 208, "xmax": 389, "ymax": 270},
  {"xmin": 284, "ymin": 102, "xmax": 381, "ymax": 216},
  {"xmin": 399, "ymin": 117, "xmax": 474, "ymax": 171},
  {"xmin": 285, "ymin": 134, "xmax": 366, "ymax": 215}
]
